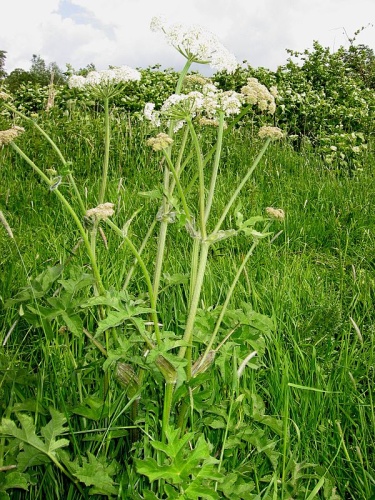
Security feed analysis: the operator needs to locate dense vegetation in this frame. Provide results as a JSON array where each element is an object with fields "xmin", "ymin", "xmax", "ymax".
[{"xmin": 0, "ymin": 33, "xmax": 374, "ymax": 499}]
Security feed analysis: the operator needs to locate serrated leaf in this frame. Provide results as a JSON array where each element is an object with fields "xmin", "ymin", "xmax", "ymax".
[
  {"xmin": 58, "ymin": 273, "xmax": 94, "ymax": 294},
  {"xmin": 0, "ymin": 410, "xmax": 69, "ymax": 471},
  {"xmin": 17, "ymin": 444, "xmax": 50, "ymax": 471},
  {"xmin": 0, "ymin": 471, "xmax": 29, "ymax": 491},
  {"xmin": 40, "ymin": 409, "xmax": 70, "ymax": 452},
  {"xmin": 72, "ymin": 452, "xmax": 118, "ymax": 496}
]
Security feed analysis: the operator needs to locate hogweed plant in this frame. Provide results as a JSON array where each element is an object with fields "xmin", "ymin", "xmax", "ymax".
[{"xmin": 0, "ymin": 18, "xmax": 334, "ymax": 500}]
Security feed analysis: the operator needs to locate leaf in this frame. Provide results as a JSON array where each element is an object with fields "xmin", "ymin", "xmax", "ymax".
[
  {"xmin": 72, "ymin": 452, "xmax": 118, "ymax": 496},
  {"xmin": 60, "ymin": 312, "xmax": 83, "ymax": 337},
  {"xmin": 58, "ymin": 273, "xmax": 94, "ymax": 294},
  {"xmin": 5, "ymin": 265, "xmax": 64, "ymax": 307},
  {"xmin": 96, "ymin": 305, "xmax": 154, "ymax": 336},
  {"xmin": 0, "ymin": 410, "xmax": 70, "ymax": 471},
  {"xmin": 40, "ymin": 408, "xmax": 70, "ymax": 452},
  {"xmin": 71, "ymin": 396, "xmax": 110, "ymax": 420},
  {"xmin": 185, "ymin": 483, "xmax": 220, "ymax": 500},
  {"xmin": 0, "ymin": 471, "xmax": 29, "ymax": 492},
  {"xmin": 138, "ymin": 189, "xmax": 162, "ymax": 199}
]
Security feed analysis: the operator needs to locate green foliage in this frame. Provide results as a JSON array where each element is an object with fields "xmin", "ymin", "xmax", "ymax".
[
  {"xmin": 1, "ymin": 35, "xmax": 375, "ymax": 500},
  {"xmin": 214, "ymin": 40, "xmax": 375, "ymax": 173},
  {"xmin": 0, "ymin": 50, "xmax": 6, "ymax": 80}
]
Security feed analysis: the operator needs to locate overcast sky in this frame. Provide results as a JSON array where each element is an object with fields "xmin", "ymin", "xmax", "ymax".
[{"xmin": 1, "ymin": 0, "xmax": 374, "ymax": 76}]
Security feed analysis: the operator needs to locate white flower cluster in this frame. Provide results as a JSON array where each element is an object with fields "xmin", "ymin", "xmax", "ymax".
[
  {"xmin": 150, "ymin": 16, "xmax": 238, "ymax": 73},
  {"xmin": 68, "ymin": 66, "xmax": 141, "ymax": 89},
  {"xmin": 241, "ymin": 77, "xmax": 276, "ymax": 114},
  {"xmin": 144, "ymin": 83, "xmax": 243, "ymax": 132}
]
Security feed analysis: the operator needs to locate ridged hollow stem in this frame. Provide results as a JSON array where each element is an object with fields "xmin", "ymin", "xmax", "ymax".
[
  {"xmin": 98, "ymin": 97, "xmax": 111, "ymax": 204},
  {"xmin": 197, "ymin": 222, "xmax": 271, "ymax": 370},
  {"xmin": 162, "ymin": 382, "xmax": 175, "ymax": 443},
  {"xmin": 162, "ymin": 150, "xmax": 191, "ymax": 220},
  {"xmin": 213, "ymin": 138, "xmax": 271, "ymax": 234},
  {"xmin": 10, "ymin": 142, "xmax": 105, "ymax": 295},
  {"xmin": 3, "ymin": 102, "xmax": 86, "ymax": 214},
  {"xmin": 167, "ymin": 126, "xmax": 189, "ymax": 195},
  {"xmin": 188, "ymin": 238, "xmax": 200, "ymax": 308},
  {"xmin": 122, "ymin": 218, "xmax": 157, "ymax": 290},
  {"xmin": 178, "ymin": 241, "xmax": 210, "ymax": 367},
  {"xmin": 186, "ymin": 119, "xmax": 206, "ymax": 240},
  {"xmin": 91, "ymin": 97, "xmax": 111, "ymax": 268},
  {"xmin": 105, "ymin": 219, "xmax": 161, "ymax": 346},
  {"xmin": 151, "ymin": 60, "xmax": 192, "ymax": 303},
  {"xmin": 152, "ymin": 170, "xmax": 169, "ymax": 300},
  {"xmin": 204, "ymin": 111, "xmax": 225, "ymax": 224}
]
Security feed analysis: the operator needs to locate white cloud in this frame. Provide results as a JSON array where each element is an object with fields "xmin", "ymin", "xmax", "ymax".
[{"xmin": 1, "ymin": 0, "xmax": 374, "ymax": 75}]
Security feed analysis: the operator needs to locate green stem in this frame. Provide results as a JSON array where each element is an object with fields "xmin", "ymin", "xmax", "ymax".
[
  {"xmin": 213, "ymin": 138, "xmax": 271, "ymax": 234},
  {"xmin": 204, "ymin": 111, "xmax": 225, "ymax": 224},
  {"xmin": 168, "ymin": 126, "xmax": 189, "ymax": 195},
  {"xmin": 152, "ymin": 60, "xmax": 192, "ymax": 303},
  {"xmin": 4, "ymin": 102, "xmax": 86, "ymax": 214},
  {"xmin": 187, "ymin": 119, "xmax": 206, "ymax": 240},
  {"xmin": 162, "ymin": 382, "xmax": 175, "ymax": 443},
  {"xmin": 10, "ymin": 142, "xmax": 104, "ymax": 295},
  {"xmin": 163, "ymin": 151, "xmax": 191, "ymax": 220},
  {"xmin": 98, "ymin": 97, "xmax": 110, "ymax": 205},
  {"xmin": 122, "ymin": 218, "xmax": 157, "ymax": 290},
  {"xmin": 188, "ymin": 238, "xmax": 200, "ymax": 308},
  {"xmin": 175, "ymin": 59, "xmax": 193, "ymax": 95},
  {"xmin": 184, "ymin": 104, "xmax": 256, "ymax": 196},
  {"xmin": 106, "ymin": 219, "xmax": 161, "ymax": 346},
  {"xmin": 197, "ymin": 223, "xmax": 271, "ymax": 370},
  {"xmin": 91, "ymin": 96, "xmax": 110, "ymax": 277},
  {"xmin": 178, "ymin": 241, "xmax": 210, "ymax": 363}
]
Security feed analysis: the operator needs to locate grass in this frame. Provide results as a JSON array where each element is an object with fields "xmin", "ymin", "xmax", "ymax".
[{"xmin": 0, "ymin": 108, "xmax": 374, "ymax": 499}]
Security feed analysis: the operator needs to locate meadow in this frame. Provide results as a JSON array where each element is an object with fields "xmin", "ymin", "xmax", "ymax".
[{"xmin": 0, "ymin": 20, "xmax": 375, "ymax": 500}]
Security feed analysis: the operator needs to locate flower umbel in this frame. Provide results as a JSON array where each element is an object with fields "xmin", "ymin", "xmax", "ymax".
[
  {"xmin": 68, "ymin": 66, "xmax": 141, "ymax": 98},
  {"xmin": 85, "ymin": 202, "xmax": 115, "ymax": 221},
  {"xmin": 241, "ymin": 77, "xmax": 276, "ymax": 114},
  {"xmin": 147, "ymin": 133, "xmax": 174, "ymax": 151},
  {"xmin": 0, "ymin": 126, "xmax": 25, "ymax": 146},
  {"xmin": 150, "ymin": 16, "xmax": 238, "ymax": 73}
]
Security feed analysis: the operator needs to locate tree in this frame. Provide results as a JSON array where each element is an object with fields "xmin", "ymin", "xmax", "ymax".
[
  {"xmin": 0, "ymin": 50, "xmax": 7, "ymax": 79},
  {"xmin": 4, "ymin": 54, "xmax": 66, "ymax": 91}
]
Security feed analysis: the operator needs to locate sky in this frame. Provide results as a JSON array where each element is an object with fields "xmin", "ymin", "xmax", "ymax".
[{"xmin": 1, "ymin": 0, "xmax": 374, "ymax": 76}]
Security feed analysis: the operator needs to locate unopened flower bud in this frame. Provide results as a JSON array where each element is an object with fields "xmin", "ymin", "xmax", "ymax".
[
  {"xmin": 115, "ymin": 363, "xmax": 140, "ymax": 398},
  {"xmin": 146, "ymin": 133, "xmax": 173, "ymax": 151},
  {"xmin": 0, "ymin": 126, "xmax": 25, "ymax": 146}
]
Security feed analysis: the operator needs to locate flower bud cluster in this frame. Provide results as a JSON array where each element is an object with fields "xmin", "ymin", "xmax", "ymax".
[
  {"xmin": 258, "ymin": 126, "xmax": 285, "ymax": 141},
  {"xmin": 146, "ymin": 133, "xmax": 174, "ymax": 151},
  {"xmin": 266, "ymin": 207, "xmax": 285, "ymax": 221},
  {"xmin": 85, "ymin": 202, "xmax": 115, "ymax": 221},
  {"xmin": 150, "ymin": 16, "xmax": 238, "ymax": 73},
  {"xmin": 0, "ymin": 125, "xmax": 25, "ymax": 146}
]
